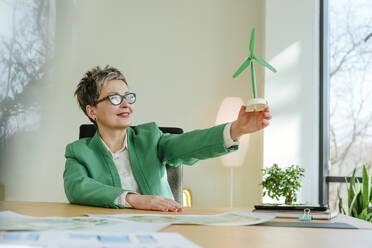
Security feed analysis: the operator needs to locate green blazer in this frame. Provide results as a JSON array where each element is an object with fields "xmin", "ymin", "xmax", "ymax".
[{"xmin": 63, "ymin": 122, "xmax": 238, "ymax": 208}]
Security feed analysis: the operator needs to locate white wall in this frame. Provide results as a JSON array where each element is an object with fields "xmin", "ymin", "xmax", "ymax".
[
  {"xmin": 264, "ymin": 0, "xmax": 320, "ymax": 204},
  {"xmin": 0, "ymin": 0, "xmax": 265, "ymax": 207}
]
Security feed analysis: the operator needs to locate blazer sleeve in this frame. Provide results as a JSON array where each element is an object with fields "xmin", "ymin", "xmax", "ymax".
[
  {"xmin": 157, "ymin": 123, "xmax": 238, "ymax": 166},
  {"xmin": 63, "ymin": 144, "xmax": 125, "ymax": 208}
]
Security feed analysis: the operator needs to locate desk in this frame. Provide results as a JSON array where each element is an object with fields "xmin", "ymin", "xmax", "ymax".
[{"xmin": 1, "ymin": 201, "xmax": 372, "ymax": 248}]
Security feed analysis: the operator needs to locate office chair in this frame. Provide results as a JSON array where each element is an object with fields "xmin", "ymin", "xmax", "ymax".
[{"xmin": 79, "ymin": 124, "xmax": 184, "ymax": 205}]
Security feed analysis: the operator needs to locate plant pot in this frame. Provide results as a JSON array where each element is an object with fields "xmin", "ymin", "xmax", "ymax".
[{"xmin": 285, "ymin": 196, "xmax": 293, "ymax": 205}]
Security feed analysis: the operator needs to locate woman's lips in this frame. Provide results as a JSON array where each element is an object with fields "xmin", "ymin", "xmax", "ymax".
[{"xmin": 118, "ymin": 112, "xmax": 130, "ymax": 118}]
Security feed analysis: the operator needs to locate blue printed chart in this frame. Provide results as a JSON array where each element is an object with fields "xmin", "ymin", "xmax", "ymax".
[{"xmin": 0, "ymin": 231, "xmax": 200, "ymax": 248}]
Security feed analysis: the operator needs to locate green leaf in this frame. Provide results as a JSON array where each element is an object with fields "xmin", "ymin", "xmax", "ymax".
[
  {"xmin": 349, "ymin": 183, "xmax": 361, "ymax": 216},
  {"xmin": 337, "ymin": 189, "xmax": 346, "ymax": 215},
  {"xmin": 360, "ymin": 208, "xmax": 368, "ymax": 220},
  {"xmin": 348, "ymin": 169, "xmax": 356, "ymax": 207},
  {"xmin": 362, "ymin": 165, "xmax": 371, "ymax": 210},
  {"xmin": 366, "ymin": 212, "xmax": 372, "ymax": 222}
]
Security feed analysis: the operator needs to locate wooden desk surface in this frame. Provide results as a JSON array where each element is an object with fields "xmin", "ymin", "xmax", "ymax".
[{"xmin": 1, "ymin": 201, "xmax": 372, "ymax": 248}]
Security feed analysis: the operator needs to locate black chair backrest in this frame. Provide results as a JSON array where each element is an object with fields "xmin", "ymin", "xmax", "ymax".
[
  {"xmin": 79, "ymin": 124, "xmax": 183, "ymax": 204},
  {"xmin": 79, "ymin": 124, "xmax": 183, "ymax": 138}
]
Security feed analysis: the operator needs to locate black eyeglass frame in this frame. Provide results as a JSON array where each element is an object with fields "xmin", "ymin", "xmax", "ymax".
[{"xmin": 96, "ymin": 93, "xmax": 136, "ymax": 106}]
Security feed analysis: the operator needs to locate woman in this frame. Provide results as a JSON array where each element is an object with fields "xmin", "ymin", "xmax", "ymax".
[{"xmin": 63, "ymin": 66, "xmax": 271, "ymax": 212}]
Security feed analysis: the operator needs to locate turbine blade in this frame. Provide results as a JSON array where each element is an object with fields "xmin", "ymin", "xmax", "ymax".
[
  {"xmin": 249, "ymin": 28, "xmax": 256, "ymax": 55},
  {"xmin": 232, "ymin": 57, "xmax": 252, "ymax": 78},
  {"xmin": 251, "ymin": 61, "xmax": 257, "ymax": 98},
  {"xmin": 254, "ymin": 56, "xmax": 277, "ymax": 72}
]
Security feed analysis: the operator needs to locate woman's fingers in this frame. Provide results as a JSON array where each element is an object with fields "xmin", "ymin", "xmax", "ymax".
[
  {"xmin": 152, "ymin": 201, "xmax": 170, "ymax": 212},
  {"xmin": 128, "ymin": 194, "xmax": 183, "ymax": 212},
  {"xmin": 262, "ymin": 119, "xmax": 270, "ymax": 127},
  {"xmin": 264, "ymin": 112, "xmax": 272, "ymax": 119},
  {"xmin": 165, "ymin": 198, "xmax": 182, "ymax": 207},
  {"xmin": 149, "ymin": 196, "xmax": 183, "ymax": 212},
  {"xmin": 163, "ymin": 198, "xmax": 183, "ymax": 212}
]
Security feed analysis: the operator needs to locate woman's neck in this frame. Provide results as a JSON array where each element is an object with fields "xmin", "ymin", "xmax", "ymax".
[{"xmin": 98, "ymin": 125, "xmax": 127, "ymax": 153}]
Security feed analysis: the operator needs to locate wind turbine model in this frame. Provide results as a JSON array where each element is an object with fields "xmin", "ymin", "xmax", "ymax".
[{"xmin": 233, "ymin": 28, "xmax": 277, "ymax": 112}]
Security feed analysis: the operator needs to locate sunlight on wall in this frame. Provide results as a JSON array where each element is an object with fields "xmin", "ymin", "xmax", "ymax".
[
  {"xmin": 264, "ymin": 41, "xmax": 303, "ymax": 170},
  {"xmin": 263, "ymin": 43, "xmax": 306, "ymax": 204},
  {"xmin": 266, "ymin": 41, "xmax": 302, "ymax": 107},
  {"xmin": 267, "ymin": 41, "xmax": 301, "ymax": 77},
  {"xmin": 264, "ymin": 0, "xmax": 319, "ymax": 205}
]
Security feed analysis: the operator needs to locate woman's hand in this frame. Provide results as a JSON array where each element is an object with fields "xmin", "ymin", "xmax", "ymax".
[
  {"xmin": 230, "ymin": 105, "xmax": 272, "ymax": 140},
  {"xmin": 126, "ymin": 193, "xmax": 184, "ymax": 212}
]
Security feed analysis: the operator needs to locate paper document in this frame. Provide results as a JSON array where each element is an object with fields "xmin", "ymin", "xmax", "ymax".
[
  {"xmin": 0, "ymin": 211, "xmax": 168, "ymax": 232},
  {"xmin": 89, "ymin": 210, "xmax": 274, "ymax": 226},
  {"xmin": 0, "ymin": 231, "xmax": 201, "ymax": 248}
]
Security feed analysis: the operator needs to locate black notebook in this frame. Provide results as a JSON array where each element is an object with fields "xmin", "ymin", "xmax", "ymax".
[{"xmin": 254, "ymin": 204, "xmax": 329, "ymax": 212}]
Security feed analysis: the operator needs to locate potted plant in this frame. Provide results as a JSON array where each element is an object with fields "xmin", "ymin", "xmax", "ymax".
[
  {"xmin": 338, "ymin": 164, "xmax": 372, "ymax": 222},
  {"xmin": 261, "ymin": 164, "xmax": 305, "ymax": 205}
]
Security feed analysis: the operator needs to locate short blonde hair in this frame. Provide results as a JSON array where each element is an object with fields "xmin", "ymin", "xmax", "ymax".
[{"xmin": 74, "ymin": 65, "xmax": 127, "ymax": 124}]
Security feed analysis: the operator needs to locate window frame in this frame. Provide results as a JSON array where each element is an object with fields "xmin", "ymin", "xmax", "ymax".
[
  {"xmin": 319, "ymin": 0, "xmax": 330, "ymax": 205},
  {"xmin": 319, "ymin": 0, "xmax": 365, "ymax": 205}
]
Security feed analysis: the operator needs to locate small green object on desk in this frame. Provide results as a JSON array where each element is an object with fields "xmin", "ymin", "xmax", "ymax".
[{"xmin": 298, "ymin": 208, "xmax": 312, "ymax": 222}]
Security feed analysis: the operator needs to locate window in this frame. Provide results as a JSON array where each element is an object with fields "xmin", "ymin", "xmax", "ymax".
[{"xmin": 321, "ymin": 0, "xmax": 372, "ymax": 210}]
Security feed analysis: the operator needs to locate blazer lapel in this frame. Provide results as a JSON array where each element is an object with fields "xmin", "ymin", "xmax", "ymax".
[
  {"xmin": 88, "ymin": 131, "xmax": 122, "ymax": 188},
  {"xmin": 126, "ymin": 127, "xmax": 151, "ymax": 194}
]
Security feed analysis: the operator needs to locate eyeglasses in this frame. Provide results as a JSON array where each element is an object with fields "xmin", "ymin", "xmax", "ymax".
[{"xmin": 96, "ymin": 93, "xmax": 136, "ymax": 105}]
